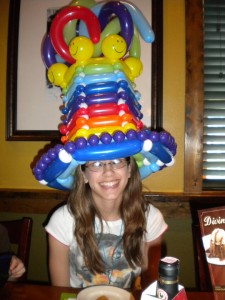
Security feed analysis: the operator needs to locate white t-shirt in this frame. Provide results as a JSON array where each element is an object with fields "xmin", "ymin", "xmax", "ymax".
[{"xmin": 45, "ymin": 204, "xmax": 167, "ymax": 288}]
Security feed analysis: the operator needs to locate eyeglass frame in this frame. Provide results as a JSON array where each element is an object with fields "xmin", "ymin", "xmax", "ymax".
[{"xmin": 81, "ymin": 157, "xmax": 130, "ymax": 172}]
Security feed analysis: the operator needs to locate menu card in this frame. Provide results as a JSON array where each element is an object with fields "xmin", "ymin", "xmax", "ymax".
[{"xmin": 198, "ymin": 206, "xmax": 225, "ymax": 300}]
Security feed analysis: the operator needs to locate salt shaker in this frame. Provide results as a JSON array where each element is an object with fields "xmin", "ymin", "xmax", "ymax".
[{"xmin": 156, "ymin": 256, "xmax": 180, "ymax": 300}]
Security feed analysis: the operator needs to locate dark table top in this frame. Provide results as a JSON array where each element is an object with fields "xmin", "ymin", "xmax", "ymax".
[{"xmin": 0, "ymin": 282, "xmax": 215, "ymax": 300}]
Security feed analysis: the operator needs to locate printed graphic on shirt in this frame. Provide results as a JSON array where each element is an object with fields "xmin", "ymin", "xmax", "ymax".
[{"xmin": 69, "ymin": 233, "xmax": 136, "ymax": 288}]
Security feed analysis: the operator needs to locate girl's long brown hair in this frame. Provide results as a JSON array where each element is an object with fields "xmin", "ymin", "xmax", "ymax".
[{"xmin": 67, "ymin": 157, "xmax": 147, "ymax": 274}]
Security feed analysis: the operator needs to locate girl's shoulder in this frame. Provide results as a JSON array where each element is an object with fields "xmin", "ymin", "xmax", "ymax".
[
  {"xmin": 53, "ymin": 203, "xmax": 70, "ymax": 215},
  {"xmin": 45, "ymin": 204, "xmax": 75, "ymax": 245},
  {"xmin": 48, "ymin": 204, "xmax": 74, "ymax": 225},
  {"xmin": 145, "ymin": 202, "xmax": 159, "ymax": 217}
]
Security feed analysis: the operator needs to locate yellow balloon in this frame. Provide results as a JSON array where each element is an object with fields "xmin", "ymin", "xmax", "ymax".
[
  {"xmin": 61, "ymin": 37, "xmax": 95, "ymax": 86},
  {"xmin": 68, "ymin": 123, "xmax": 136, "ymax": 141},
  {"xmin": 69, "ymin": 36, "xmax": 94, "ymax": 61},
  {"xmin": 102, "ymin": 35, "xmax": 126, "ymax": 61},
  {"xmin": 47, "ymin": 63, "xmax": 68, "ymax": 87},
  {"xmin": 124, "ymin": 57, "xmax": 143, "ymax": 79},
  {"xmin": 63, "ymin": 64, "xmax": 79, "ymax": 88}
]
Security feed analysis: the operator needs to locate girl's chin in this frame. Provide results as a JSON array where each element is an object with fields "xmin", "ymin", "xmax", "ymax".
[{"xmin": 94, "ymin": 190, "xmax": 122, "ymax": 202}]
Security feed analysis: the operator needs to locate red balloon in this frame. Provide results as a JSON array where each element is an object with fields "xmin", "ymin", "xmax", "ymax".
[{"xmin": 50, "ymin": 6, "xmax": 100, "ymax": 64}]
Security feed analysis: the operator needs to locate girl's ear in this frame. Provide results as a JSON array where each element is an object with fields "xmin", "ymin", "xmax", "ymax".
[
  {"xmin": 82, "ymin": 172, "xmax": 89, "ymax": 183},
  {"xmin": 128, "ymin": 162, "xmax": 131, "ymax": 178}
]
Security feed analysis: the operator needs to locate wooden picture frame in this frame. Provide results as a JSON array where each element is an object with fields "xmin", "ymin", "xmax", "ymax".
[{"xmin": 6, "ymin": 0, "xmax": 163, "ymax": 141}]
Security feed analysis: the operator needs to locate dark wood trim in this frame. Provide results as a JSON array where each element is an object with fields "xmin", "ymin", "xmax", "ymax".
[
  {"xmin": 0, "ymin": 189, "xmax": 224, "ymax": 218},
  {"xmin": 151, "ymin": 0, "xmax": 163, "ymax": 130},
  {"xmin": 0, "ymin": 189, "xmax": 68, "ymax": 214},
  {"xmin": 184, "ymin": 0, "xmax": 204, "ymax": 192}
]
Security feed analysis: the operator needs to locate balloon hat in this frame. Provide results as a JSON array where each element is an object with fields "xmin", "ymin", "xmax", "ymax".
[{"xmin": 33, "ymin": 0, "xmax": 177, "ymax": 191}]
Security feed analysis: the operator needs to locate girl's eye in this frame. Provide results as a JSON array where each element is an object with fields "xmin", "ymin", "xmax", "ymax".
[
  {"xmin": 112, "ymin": 159, "xmax": 120, "ymax": 165},
  {"xmin": 93, "ymin": 161, "xmax": 102, "ymax": 167}
]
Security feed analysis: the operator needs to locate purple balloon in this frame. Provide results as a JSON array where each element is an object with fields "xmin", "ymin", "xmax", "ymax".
[
  {"xmin": 54, "ymin": 144, "xmax": 64, "ymax": 154},
  {"xmin": 75, "ymin": 137, "xmax": 87, "ymax": 149},
  {"xmin": 159, "ymin": 132, "xmax": 170, "ymax": 144},
  {"xmin": 126, "ymin": 129, "xmax": 137, "ymax": 140},
  {"xmin": 33, "ymin": 167, "xmax": 42, "ymax": 176},
  {"xmin": 41, "ymin": 154, "xmax": 51, "ymax": 165},
  {"xmin": 47, "ymin": 149, "xmax": 57, "ymax": 160},
  {"xmin": 100, "ymin": 132, "xmax": 112, "ymax": 144},
  {"xmin": 36, "ymin": 161, "xmax": 47, "ymax": 171},
  {"xmin": 169, "ymin": 136, "xmax": 175, "ymax": 146},
  {"xmin": 98, "ymin": 1, "xmax": 134, "ymax": 52},
  {"xmin": 149, "ymin": 131, "xmax": 159, "ymax": 142},
  {"xmin": 65, "ymin": 141, "xmax": 76, "ymax": 154},
  {"xmin": 137, "ymin": 130, "xmax": 148, "ymax": 141},
  {"xmin": 170, "ymin": 146, "xmax": 177, "ymax": 156},
  {"xmin": 88, "ymin": 135, "xmax": 99, "ymax": 146},
  {"xmin": 34, "ymin": 173, "xmax": 44, "ymax": 181},
  {"xmin": 113, "ymin": 131, "xmax": 125, "ymax": 143},
  {"xmin": 41, "ymin": 34, "xmax": 57, "ymax": 68}
]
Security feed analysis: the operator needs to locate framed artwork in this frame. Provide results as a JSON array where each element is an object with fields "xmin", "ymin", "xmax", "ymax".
[{"xmin": 6, "ymin": 0, "xmax": 163, "ymax": 141}]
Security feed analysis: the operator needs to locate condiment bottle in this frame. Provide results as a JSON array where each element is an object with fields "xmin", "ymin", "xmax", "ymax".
[{"xmin": 156, "ymin": 256, "xmax": 180, "ymax": 300}]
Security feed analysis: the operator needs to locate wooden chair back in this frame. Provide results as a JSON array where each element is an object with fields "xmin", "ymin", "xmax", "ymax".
[{"xmin": 0, "ymin": 217, "xmax": 33, "ymax": 281}]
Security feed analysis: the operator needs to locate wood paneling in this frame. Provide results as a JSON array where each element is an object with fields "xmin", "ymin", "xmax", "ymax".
[
  {"xmin": 0, "ymin": 189, "xmax": 224, "ymax": 218},
  {"xmin": 184, "ymin": 0, "xmax": 204, "ymax": 192}
]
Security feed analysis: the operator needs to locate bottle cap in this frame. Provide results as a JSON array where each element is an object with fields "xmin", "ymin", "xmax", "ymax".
[{"xmin": 158, "ymin": 256, "xmax": 180, "ymax": 278}]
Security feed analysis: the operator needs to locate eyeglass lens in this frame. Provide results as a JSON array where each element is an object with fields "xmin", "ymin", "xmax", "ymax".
[{"xmin": 86, "ymin": 159, "xmax": 127, "ymax": 172}]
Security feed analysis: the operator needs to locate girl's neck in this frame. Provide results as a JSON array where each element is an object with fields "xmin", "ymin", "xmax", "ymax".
[
  {"xmin": 93, "ymin": 196, "xmax": 122, "ymax": 221},
  {"xmin": 99, "ymin": 207, "xmax": 121, "ymax": 221},
  {"xmin": 95, "ymin": 202, "xmax": 121, "ymax": 221}
]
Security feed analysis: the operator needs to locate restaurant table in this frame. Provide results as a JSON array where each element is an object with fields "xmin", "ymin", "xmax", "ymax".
[{"xmin": 0, "ymin": 282, "xmax": 214, "ymax": 300}]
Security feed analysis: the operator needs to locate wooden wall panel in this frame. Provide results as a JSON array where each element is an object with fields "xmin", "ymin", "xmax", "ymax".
[
  {"xmin": 184, "ymin": 0, "xmax": 204, "ymax": 192},
  {"xmin": 0, "ymin": 189, "xmax": 224, "ymax": 218}
]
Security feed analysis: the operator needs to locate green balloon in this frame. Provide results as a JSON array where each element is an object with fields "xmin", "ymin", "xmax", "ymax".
[
  {"xmin": 93, "ymin": 18, "xmax": 121, "ymax": 57},
  {"xmin": 129, "ymin": 26, "xmax": 141, "ymax": 58},
  {"xmin": 63, "ymin": 20, "xmax": 77, "ymax": 45},
  {"xmin": 63, "ymin": 0, "xmax": 96, "ymax": 45},
  {"xmin": 69, "ymin": 0, "xmax": 96, "ymax": 8},
  {"xmin": 84, "ymin": 63, "xmax": 114, "ymax": 75}
]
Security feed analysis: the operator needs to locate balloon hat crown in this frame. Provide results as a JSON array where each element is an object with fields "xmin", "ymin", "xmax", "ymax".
[{"xmin": 32, "ymin": 0, "xmax": 177, "ymax": 190}]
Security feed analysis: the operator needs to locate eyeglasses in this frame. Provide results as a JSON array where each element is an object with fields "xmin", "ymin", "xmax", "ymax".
[{"xmin": 84, "ymin": 158, "xmax": 129, "ymax": 172}]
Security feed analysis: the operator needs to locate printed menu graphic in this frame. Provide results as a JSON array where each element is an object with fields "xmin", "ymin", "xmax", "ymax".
[{"xmin": 198, "ymin": 206, "xmax": 225, "ymax": 300}]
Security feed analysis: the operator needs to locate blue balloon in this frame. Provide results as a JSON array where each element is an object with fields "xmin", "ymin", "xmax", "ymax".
[
  {"xmin": 72, "ymin": 139, "xmax": 142, "ymax": 161},
  {"xmin": 42, "ymin": 156, "xmax": 71, "ymax": 183},
  {"xmin": 121, "ymin": 1, "xmax": 155, "ymax": 43},
  {"xmin": 151, "ymin": 142, "xmax": 172, "ymax": 164},
  {"xmin": 33, "ymin": 129, "xmax": 176, "ymax": 191}
]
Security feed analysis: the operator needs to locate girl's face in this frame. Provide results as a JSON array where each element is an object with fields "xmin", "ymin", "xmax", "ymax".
[{"xmin": 82, "ymin": 159, "xmax": 131, "ymax": 205}]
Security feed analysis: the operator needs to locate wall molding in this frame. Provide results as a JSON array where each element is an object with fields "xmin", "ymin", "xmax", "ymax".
[{"xmin": 0, "ymin": 189, "xmax": 224, "ymax": 218}]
